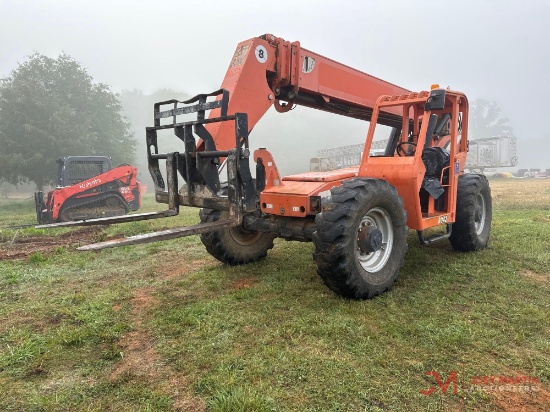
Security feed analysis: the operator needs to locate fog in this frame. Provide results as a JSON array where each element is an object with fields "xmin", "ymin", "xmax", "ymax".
[{"xmin": 1, "ymin": 0, "xmax": 549, "ymax": 175}]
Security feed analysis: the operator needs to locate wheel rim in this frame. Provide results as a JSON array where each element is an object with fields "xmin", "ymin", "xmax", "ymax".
[
  {"xmin": 229, "ymin": 227, "xmax": 263, "ymax": 246},
  {"xmin": 475, "ymin": 192, "xmax": 486, "ymax": 235},
  {"xmin": 356, "ymin": 207, "xmax": 393, "ymax": 273}
]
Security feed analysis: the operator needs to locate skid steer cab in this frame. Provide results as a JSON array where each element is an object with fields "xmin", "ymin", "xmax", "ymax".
[
  {"xmin": 35, "ymin": 156, "xmax": 141, "ymax": 225},
  {"xmin": 36, "ymin": 34, "xmax": 492, "ymax": 300}
]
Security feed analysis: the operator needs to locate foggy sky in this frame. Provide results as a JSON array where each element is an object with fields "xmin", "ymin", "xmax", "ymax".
[{"xmin": 1, "ymin": 0, "xmax": 549, "ymax": 169}]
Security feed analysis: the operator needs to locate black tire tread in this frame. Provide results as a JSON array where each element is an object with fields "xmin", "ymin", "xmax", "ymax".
[
  {"xmin": 200, "ymin": 209, "xmax": 275, "ymax": 265},
  {"xmin": 312, "ymin": 178, "xmax": 408, "ymax": 299},
  {"xmin": 449, "ymin": 174, "xmax": 492, "ymax": 252}
]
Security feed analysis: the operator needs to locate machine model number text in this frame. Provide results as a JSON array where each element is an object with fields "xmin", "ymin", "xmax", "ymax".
[{"xmin": 79, "ymin": 179, "xmax": 101, "ymax": 189}]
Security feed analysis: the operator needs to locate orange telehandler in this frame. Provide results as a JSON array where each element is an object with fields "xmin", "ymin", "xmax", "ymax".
[{"xmin": 37, "ymin": 34, "xmax": 492, "ymax": 299}]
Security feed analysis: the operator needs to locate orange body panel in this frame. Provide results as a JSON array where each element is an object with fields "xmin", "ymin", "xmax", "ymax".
[
  {"xmin": 260, "ymin": 168, "xmax": 359, "ymax": 218},
  {"xmin": 254, "ymin": 148, "xmax": 283, "ymax": 188},
  {"xmin": 282, "ymin": 168, "xmax": 357, "ymax": 183},
  {"xmin": 359, "ymin": 156, "xmax": 427, "ymax": 229},
  {"xmin": 260, "ymin": 180, "xmax": 340, "ymax": 218}
]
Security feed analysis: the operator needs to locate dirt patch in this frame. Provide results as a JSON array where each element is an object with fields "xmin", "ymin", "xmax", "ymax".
[
  {"xmin": 152, "ymin": 257, "xmax": 211, "ymax": 281},
  {"xmin": 0, "ymin": 226, "xmax": 105, "ymax": 261},
  {"xmin": 0, "ymin": 224, "xmax": 194, "ymax": 262},
  {"xmin": 110, "ymin": 284, "xmax": 205, "ymax": 411},
  {"xmin": 109, "ymin": 288, "xmax": 158, "ymax": 381},
  {"xmin": 231, "ymin": 277, "xmax": 258, "ymax": 290},
  {"xmin": 0, "ymin": 250, "xmax": 29, "ymax": 260},
  {"xmin": 520, "ymin": 270, "xmax": 548, "ymax": 284},
  {"xmin": 490, "ymin": 383, "xmax": 550, "ymax": 412},
  {"xmin": 0, "ymin": 310, "xmax": 48, "ymax": 335}
]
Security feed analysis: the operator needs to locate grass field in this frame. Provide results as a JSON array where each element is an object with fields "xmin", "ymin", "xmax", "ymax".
[{"xmin": 0, "ymin": 179, "xmax": 549, "ymax": 411}]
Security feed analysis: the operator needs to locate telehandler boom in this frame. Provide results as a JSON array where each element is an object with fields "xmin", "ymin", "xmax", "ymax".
[{"xmin": 38, "ymin": 34, "xmax": 492, "ymax": 299}]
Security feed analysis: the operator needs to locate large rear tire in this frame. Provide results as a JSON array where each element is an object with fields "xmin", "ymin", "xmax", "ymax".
[
  {"xmin": 449, "ymin": 174, "xmax": 492, "ymax": 251},
  {"xmin": 312, "ymin": 179, "xmax": 408, "ymax": 299},
  {"xmin": 199, "ymin": 209, "xmax": 275, "ymax": 265}
]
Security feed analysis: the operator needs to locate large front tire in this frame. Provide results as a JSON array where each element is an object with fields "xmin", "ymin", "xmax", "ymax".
[
  {"xmin": 449, "ymin": 174, "xmax": 492, "ymax": 251},
  {"xmin": 199, "ymin": 209, "xmax": 275, "ymax": 265},
  {"xmin": 313, "ymin": 179, "xmax": 408, "ymax": 299}
]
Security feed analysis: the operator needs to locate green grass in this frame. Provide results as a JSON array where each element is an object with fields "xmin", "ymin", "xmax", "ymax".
[
  {"xmin": 0, "ymin": 182, "xmax": 549, "ymax": 411},
  {"xmin": 0, "ymin": 196, "xmax": 37, "ymax": 227}
]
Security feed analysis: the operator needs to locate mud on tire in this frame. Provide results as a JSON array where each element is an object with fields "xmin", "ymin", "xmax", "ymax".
[
  {"xmin": 449, "ymin": 173, "xmax": 492, "ymax": 252},
  {"xmin": 312, "ymin": 178, "xmax": 408, "ymax": 299},
  {"xmin": 199, "ymin": 209, "xmax": 275, "ymax": 265}
]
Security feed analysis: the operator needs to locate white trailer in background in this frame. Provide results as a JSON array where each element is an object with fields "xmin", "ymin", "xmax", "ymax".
[
  {"xmin": 311, "ymin": 136, "xmax": 518, "ymax": 174},
  {"xmin": 310, "ymin": 141, "xmax": 385, "ymax": 172},
  {"xmin": 465, "ymin": 136, "xmax": 518, "ymax": 172}
]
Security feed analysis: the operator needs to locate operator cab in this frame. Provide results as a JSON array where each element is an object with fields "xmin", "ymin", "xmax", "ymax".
[
  {"xmin": 372, "ymin": 110, "xmax": 452, "ymax": 202},
  {"xmin": 358, "ymin": 88, "xmax": 469, "ymax": 232},
  {"xmin": 56, "ymin": 156, "xmax": 112, "ymax": 187}
]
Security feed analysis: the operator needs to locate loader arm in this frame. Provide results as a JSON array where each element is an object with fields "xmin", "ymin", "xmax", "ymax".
[{"xmin": 201, "ymin": 33, "xmax": 410, "ymax": 152}]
